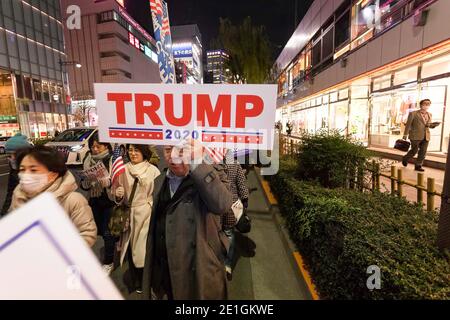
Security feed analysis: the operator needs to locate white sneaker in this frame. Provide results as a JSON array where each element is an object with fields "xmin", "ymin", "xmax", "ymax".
[{"xmin": 102, "ymin": 263, "xmax": 114, "ymax": 276}]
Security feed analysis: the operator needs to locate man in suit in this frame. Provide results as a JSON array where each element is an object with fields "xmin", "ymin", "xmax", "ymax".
[{"xmin": 402, "ymin": 99, "xmax": 436, "ymax": 172}]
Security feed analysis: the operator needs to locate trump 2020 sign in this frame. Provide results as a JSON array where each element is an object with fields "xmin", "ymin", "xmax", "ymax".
[{"xmin": 94, "ymin": 83, "xmax": 277, "ymax": 150}]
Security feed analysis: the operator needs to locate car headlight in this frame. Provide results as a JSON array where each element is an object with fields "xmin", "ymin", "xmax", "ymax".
[{"xmin": 70, "ymin": 145, "xmax": 84, "ymax": 152}]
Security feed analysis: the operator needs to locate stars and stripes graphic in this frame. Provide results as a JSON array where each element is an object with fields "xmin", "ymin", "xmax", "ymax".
[
  {"xmin": 149, "ymin": 0, "xmax": 175, "ymax": 83},
  {"xmin": 204, "ymin": 147, "xmax": 227, "ymax": 164},
  {"xmin": 109, "ymin": 127, "xmax": 164, "ymax": 140},
  {"xmin": 111, "ymin": 144, "xmax": 125, "ymax": 185},
  {"xmin": 201, "ymin": 130, "xmax": 263, "ymax": 144},
  {"xmin": 149, "ymin": 0, "xmax": 162, "ymax": 15}
]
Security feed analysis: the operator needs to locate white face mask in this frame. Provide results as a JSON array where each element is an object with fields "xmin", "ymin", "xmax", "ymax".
[{"xmin": 18, "ymin": 173, "xmax": 49, "ymax": 195}]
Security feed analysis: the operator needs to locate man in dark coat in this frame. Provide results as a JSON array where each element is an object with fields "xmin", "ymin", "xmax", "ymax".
[
  {"xmin": 1, "ymin": 133, "xmax": 31, "ymax": 216},
  {"xmin": 143, "ymin": 142, "xmax": 233, "ymax": 300}
]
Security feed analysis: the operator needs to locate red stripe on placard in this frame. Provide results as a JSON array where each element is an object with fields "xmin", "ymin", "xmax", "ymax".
[
  {"xmin": 202, "ymin": 134, "xmax": 263, "ymax": 144},
  {"xmin": 109, "ymin": 130, "xmax": 163, "ymax": 140}
]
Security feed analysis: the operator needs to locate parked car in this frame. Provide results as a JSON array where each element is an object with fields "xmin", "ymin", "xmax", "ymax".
[
  {"xmin": 45, "ymin": 127, "xmax": 127, "ymax": 166},
  {"xmin": 0, "ymin": 137, "xmax": 9, "ymax": 154},
  {"xmin": 45, "ymin": 127, "xmax": 98, "ymax": 166}
]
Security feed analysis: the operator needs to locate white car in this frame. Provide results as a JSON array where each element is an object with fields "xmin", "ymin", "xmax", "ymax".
[{"xmin": 45, "ymin": 127, "xmax": 98, "ymax": 166}]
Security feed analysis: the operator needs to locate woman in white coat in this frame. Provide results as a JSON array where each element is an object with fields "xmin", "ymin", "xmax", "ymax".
[{"xmin": 115, "ymin": 144, "xmax": 160, "ymax": 294}]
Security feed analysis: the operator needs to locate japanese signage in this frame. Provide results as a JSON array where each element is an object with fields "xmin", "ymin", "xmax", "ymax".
[{"xmin": 94, "ymin": 83, "xmax": 278, "ymax": 150}]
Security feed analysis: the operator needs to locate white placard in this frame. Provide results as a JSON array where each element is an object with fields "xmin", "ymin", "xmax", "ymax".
[
  {"xmin": 94, "ymin": 83, "xmax": 277, "ymax": 150},
  {"xmin": 0, "ymin": 193, "xmax": 123, "ymax": 300}
]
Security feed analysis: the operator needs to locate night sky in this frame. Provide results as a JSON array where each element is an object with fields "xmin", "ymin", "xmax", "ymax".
[{"xmin": 125, "ymin": 0, "xmax": 314, "ymax": 61}]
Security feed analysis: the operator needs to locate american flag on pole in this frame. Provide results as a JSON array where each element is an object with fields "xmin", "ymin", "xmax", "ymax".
[
  {"xmin": 111, "ymin": 144, "xmax": 125, "ymax": 185},
  {"xmin": 149, "ymin": 0, "xmax": 175, "ymax": 83}
]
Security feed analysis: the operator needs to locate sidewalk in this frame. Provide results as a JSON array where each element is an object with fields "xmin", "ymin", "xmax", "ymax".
[
  {"xmin": 94, "ymin": 168, "xmax": 310, "ymax": 300},
  {"xmin": 369, "ymin": 146, "xmax": 447, "ymax": 170}
]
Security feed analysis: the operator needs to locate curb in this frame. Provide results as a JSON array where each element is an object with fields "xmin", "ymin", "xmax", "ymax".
[{"xmin": 253, "ymin": 168, "xmax": 320, "ymax": 300}]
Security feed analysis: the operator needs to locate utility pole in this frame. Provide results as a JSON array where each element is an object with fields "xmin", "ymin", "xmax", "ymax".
[{"xmin": 437, "ymin": 134, "xmax": 450, "ymax": 250}]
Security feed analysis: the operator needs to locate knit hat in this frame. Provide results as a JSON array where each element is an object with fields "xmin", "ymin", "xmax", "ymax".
[{"xmin": 5, "ymin": 133, "xmax": 32, "ymax": 153}]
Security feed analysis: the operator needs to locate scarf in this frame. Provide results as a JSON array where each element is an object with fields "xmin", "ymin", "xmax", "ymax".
[{"xmin": 128, "ymin": 161, "xmax": 151, "ymax": 185}]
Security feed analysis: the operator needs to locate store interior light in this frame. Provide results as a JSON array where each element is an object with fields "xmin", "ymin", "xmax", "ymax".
[{"xmin": 76, "ymin": 63, "xmax": 82, "ymax": 68}]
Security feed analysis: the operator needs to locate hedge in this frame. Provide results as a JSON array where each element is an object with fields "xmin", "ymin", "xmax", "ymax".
[{"xmin": 268, "ymin": 158, "xmax": 450, "ymax": 299}]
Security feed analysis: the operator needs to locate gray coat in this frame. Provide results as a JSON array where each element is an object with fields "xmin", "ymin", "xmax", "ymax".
[
  {"xmin": 143, "ymin": 164, "xmax": 233, "ymax": 300},
  {"xmin": 404, "ymin": 110, "xmax": 432, "ymax": 141}
]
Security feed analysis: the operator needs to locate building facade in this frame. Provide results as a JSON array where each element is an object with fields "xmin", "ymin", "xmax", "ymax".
[
  {"xmin": 171, "ymin": 24, "xmax": 203, "ymax": 84},
  {"xmin": 275, "ymin": 0, "xmax": 450, "ymax": 155},
  {"xmin": 0, "ymin": 0, "xmax": 69, "ymax": 139},
  {"xmin": 60, "ymin": 0, "xmax": 160, "ymax": 127},
  {"xmin": 206, "ymin": 49, "xmax": 231, "ymax": 84}
]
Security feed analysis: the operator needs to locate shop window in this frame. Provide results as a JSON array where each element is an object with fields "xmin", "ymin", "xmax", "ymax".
[
  {"xmin": 394, "ymin": 65, "xmax": 418, "ymax": 86},
  {"xmin": 322, "ymin": 28, "xmax": 334, "ymax": 60},
  {"xmin": 33, "ymin": 79, "xmax": 42, "ymax": 101},
  {"xmin": 339, "ymin": 88, "xmax": 349, "ymax": 100},
  {"xmin": 330, "ymin": 92, "xmax": 338, "ymax": 102},
  {"xmin": 15, "ymin": 74, "xmax": 24, "ymax": 99},
  {"xmin": 421, "ymin": 54, "xmax": 450, "ymax": 80},
  {"xmin": 24, "ymin": 76, "xmax": 33, "ymax": 99},
  {"xmin": 373, "ymin": 74, "xmax": 392, "ymax": 91},
  {"xmin": 335, "ymin": 10, "xmax": 350, "ymax": 49},
  {"xmin": 351, "ymin": 0, "xmax": 378, "ymax": 50},
  {"xmin": 42, "ymin": 80, "xmax": 50, "ymax": 102},
  {"xmin": 312, "ymin": 42, "xmax": 321, "ymax": 68}
]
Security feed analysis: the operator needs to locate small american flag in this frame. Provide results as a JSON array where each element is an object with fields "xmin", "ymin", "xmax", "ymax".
[
  {"xmin": 111, "ymin": 144, "xmax": 125, "ymax": 185},
  {"xmin": 204, "ymin": 147, "xmax": 226, "ymax": 164}
]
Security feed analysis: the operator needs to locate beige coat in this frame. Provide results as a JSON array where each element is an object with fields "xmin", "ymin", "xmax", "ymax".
[
  {"xmin": 116, "ymin": 161, "xmax": 160, "ymax": 268},
  {"xmin": 404, "ymin": 110, "xmax": 433, "ymax": 141},
  {"xmin": 10, "ymin": 171, "xmax": 97, "ymax": 247}
]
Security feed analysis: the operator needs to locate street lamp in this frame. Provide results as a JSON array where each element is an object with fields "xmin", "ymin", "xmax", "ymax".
[{"xmin": 58, "ymin": 59, "xmax": 81, "ymax": 129}]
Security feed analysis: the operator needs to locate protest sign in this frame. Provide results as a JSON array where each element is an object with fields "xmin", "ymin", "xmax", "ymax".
[
  {"xmin": 94, "ymin": 83, "xmax": 277, "ymax": 150},
  {"xmin": 0, "ymin": 193, "xmax": 122, "ymax": 300},
  {"xmin": 80, "ymin": 162, "xmax": 109, "ymax": 183}
]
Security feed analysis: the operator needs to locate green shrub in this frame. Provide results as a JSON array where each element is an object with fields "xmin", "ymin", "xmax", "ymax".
[
  {"xmin": 295, "ymin": 130, "xmax": 373, "ymax": 189},
  {"xmin": 268, "ymin": 159, "xmax": 450, "ymax": 299}
]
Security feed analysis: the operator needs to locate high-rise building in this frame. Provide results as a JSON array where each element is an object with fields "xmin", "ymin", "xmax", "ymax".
[
  {"xmin": 206, "ymin": 50, "xmax": 231, "ymax": 84},
  {"xmin": 275, "ymin": 0, "xmax": 450, "ymax": 155},
  {"xmin": 171, "ymin": 24, "xmax": 203, "ymax": 84},
  {"xmin": 60, "ymin": 0, "xmax": 160, "ymax": 127},
  {"xmin": 0, "ymin": 0, "xmax": 69, "ymax": 139}
]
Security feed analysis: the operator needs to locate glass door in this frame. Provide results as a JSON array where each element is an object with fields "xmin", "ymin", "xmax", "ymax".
[{"xmin": 419, "ymin": 84, "xmax": 446, "ymax": 152}]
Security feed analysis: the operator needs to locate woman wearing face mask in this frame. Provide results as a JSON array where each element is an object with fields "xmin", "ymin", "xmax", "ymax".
[
  {"xmin": 10, "ymin": 146, "xmax": 97, "ymax": 246},
  {"xmin": 114, "ymin": 144, "xmax": 160, "ymax": 294},
  {"xmin": 82, "ymin": 133, "xmax": 117, "ymax": 275}
]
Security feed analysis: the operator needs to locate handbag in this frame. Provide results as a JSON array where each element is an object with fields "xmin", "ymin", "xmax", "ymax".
[
  {"xmin": 235, "ymin": 208, "xmax": 251, "ymax": 234},
  {"xmin": 109, "ymin": 178, "xmax": 138, "ymax": 237},
  {"xmin": 394, "ymin": 139, "xmax": 411, "ymax": 152}
]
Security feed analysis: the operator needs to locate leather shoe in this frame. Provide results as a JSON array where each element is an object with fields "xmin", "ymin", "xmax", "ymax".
[
  {"xmin": 415, "ymin": 166, "xmax": 425, "ymax": 172},
  {"xmin": 402, "ymin": 158, "xmax": 408, "ymax": 167}
]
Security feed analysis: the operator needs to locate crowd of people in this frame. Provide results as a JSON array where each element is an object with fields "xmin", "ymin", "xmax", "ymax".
[{"xmin": 0, "ymin": 132, "xmax": 250, "ymax": 300}]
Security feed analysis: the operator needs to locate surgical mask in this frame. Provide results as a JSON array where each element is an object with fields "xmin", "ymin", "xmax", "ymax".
[{"xmin": 18, "ymin": 173, "xmax": 49, "ymax": 195}]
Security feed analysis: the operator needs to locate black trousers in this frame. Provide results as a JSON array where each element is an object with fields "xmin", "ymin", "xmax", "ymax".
[
  {"xmin": 403, "ymin": 139, "xmax": 429, "ymax": 167},
  {"xmin": 127, "ymin": 248, "xmax": 143, "ymax": 290}
]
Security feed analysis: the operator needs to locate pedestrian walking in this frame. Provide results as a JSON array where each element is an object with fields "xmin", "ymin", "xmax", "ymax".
[
  {"xmin": 142, "ymin": 141, "xmax": 233, "ymax": 300},
  {"xmin": 222, "ymin": 151, "xmax": 249, "ymax": 280},
  {"xmin": 114, "ymin": 144, "xmax": 160, "ymax": 294},
  {"xmin": 81, "ymin": 133, "xmax": 117, "ymax": 275},
  {"xmin": 402, "ymin": 99, "xmax": 440, "ymax": 171},
  {"xmin": 9, "ymin": 146, "xmax": 97, "ymax": 246},
  {"xmin": 0, "ymin": 133, "xmax": 32, "ymax": 217}
]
